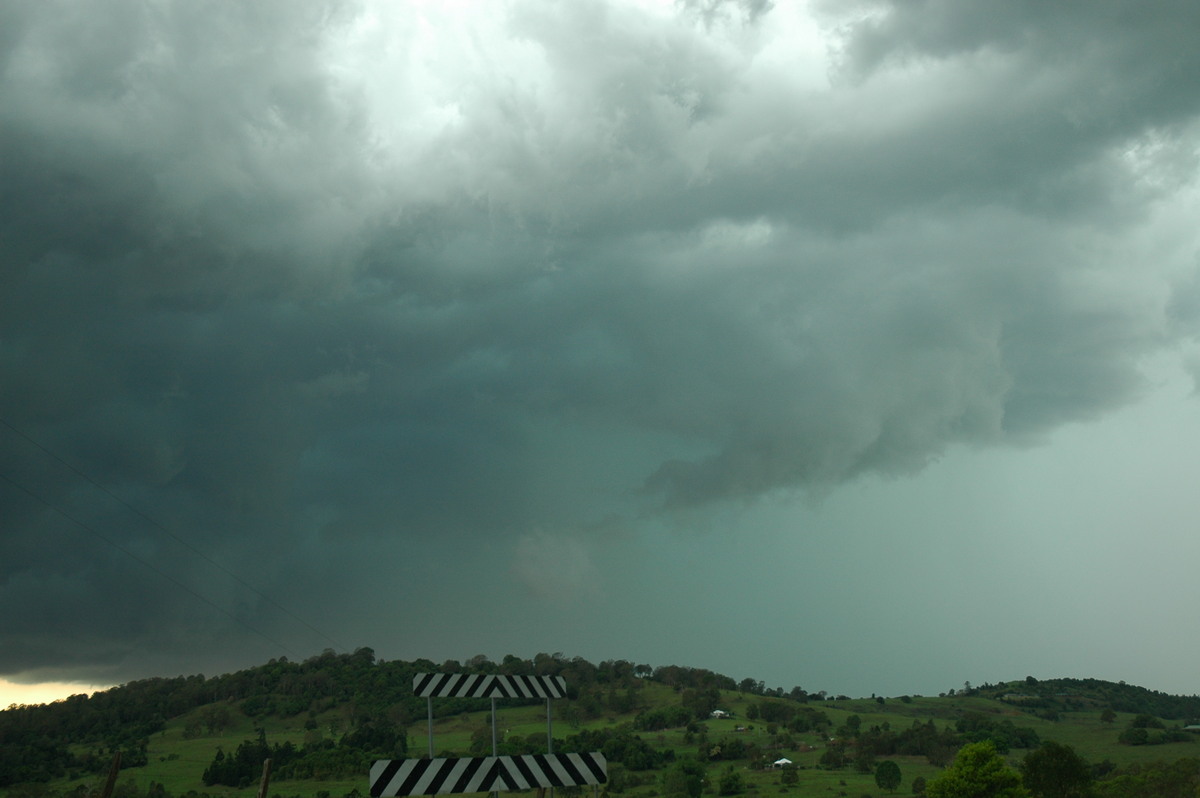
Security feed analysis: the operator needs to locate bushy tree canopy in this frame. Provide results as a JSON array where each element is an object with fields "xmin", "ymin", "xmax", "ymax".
[
  {"xmin": 1020, "ymin": 741, "xmax": 1091, "ymax": 798},
  {"xmin": 926, "ymin": 741, "xmax": 1029, "ymax": 798},
  {"xmin": 875, "ymin": 759, "xmax": 903, "ymax": 793}
]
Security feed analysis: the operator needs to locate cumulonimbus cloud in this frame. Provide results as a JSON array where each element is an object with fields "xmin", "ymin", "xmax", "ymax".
[{"xmin": 1, "ymin": 0, "xmax": 1198, "ymax": 682}]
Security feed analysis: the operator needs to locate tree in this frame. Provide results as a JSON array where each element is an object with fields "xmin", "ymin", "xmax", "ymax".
[
  {"xmin": 469, "ymin": 724, "xmax": 496, "ymax": 755},
  {"xmin": 875, "ymin": 760, "xmax": 903, "ymax": 793},
  {"xmin": 819, "ymin": 740, "xmax": 848, "ymax": 769},
  {"xmin": 1095, "ymin": 758, "xmax": 1200, "ymax": 797},
  {"xmin": 718, "ymin": 765, "xmax": 744, "ymax": 795},
  {"xmin": 662, "ymin": 759, "xmax": 706, "ymax": 798},
  {"xmin": 606, "ymin": 763, "xmax": 629, "ymax": 794},
  {"xmin": 925, "ymin": 741, "xmax": 1029, "ymax": 798},
  {"xmin": 1099, "ymin": 709, "xmax": 1116, "ymax": 724},
  {"xmin": 1116, "ymin": 727, "xmax": 1147, "ymax": 746},
  {"xmin": 681, "ymin": 686, "xmax": 721, "ymax": 719},
  {"xmin": 1019, "ymin": 742, "xmax": 1091, "ymax": 798},
  {"xmin": 200, "ymin": 704, "xmax": 232, "ymax": 734}
]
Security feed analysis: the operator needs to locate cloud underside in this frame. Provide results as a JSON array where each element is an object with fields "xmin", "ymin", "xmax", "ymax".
[{"xmin": 2, "ymin": 0, "xmax": 1199, "ymax": 680}]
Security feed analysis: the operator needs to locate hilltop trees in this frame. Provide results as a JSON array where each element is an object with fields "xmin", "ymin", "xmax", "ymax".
[{"xmin": 983, "ymin": 678, "xmax": 1200, "ymax": 721}]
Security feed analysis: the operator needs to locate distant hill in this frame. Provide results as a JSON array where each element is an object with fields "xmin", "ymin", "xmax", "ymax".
[
  {"xmin": 2, "ymin": 652, "xmax": 1198, "ymax": 798},
  {"xmin": 971, "ymin": 676, "xmax": 1200, "ymax": 720}
]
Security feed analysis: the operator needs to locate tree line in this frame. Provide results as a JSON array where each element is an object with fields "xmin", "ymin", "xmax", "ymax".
[
  {"xmin": 0, "ymin": 649, "xmax": 773, "ymax": 788},
  {"xmin": 5, "ymin": 651, "xmax": 1200, "ymax": 794}
]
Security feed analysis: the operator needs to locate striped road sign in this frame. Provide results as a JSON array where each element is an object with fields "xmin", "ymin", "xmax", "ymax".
[
  {"xmin": 412, "ymin": 673, "xmax": 567, "ymax": 699},
  {"xmin": 370, "ymin": 758, "xmax": 491, "ymax": 796},
  {"xmin": 490, "ymin": 754, "xmax": 607, "ymax": 790},
  {"xmin": 370, "ymin": 754, "xmax": 607, "ymax": 796}
]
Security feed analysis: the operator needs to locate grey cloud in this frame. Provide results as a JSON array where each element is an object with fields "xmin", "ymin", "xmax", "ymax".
[
  {"xmin": 2, "ymin": 0, "xmax": 1199, "ymax": 683},
  {"xmin": 824, "ymin": 1, "xmax": 1200, "ymax": 96}
]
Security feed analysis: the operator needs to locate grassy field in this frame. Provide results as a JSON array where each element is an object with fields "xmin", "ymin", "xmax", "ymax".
[{"xmin": 15, "ymin": 682, "xmax": 1200, "ymax": 798}]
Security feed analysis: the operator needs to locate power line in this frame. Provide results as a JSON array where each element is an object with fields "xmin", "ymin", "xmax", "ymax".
[{"xmin": 0, "ymin": 416, "xmax": 345, "ymax": 653}]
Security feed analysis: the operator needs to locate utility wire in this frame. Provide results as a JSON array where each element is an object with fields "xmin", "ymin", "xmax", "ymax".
[
  {"xmin": 0, "ymin": 416, "xmax": 345, "ymax": 653},
  {"xmin": 0, "ymin": 468, "xmax": 300, "ymax": 659}
]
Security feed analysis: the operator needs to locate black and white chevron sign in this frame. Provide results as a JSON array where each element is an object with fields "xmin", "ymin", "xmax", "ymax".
[
  {"xmin": 370, "ymin": 754, "xmax": 607, "ymax": 796},
  {"xmin": 412, "ymin": 673, "xmax": 567, "ymax": 699},
  {"xmin": 489, "ymin": 754, "xmax": 608, "ymax": 790},
  {"xmin": 370, "ymin": 757, "xmax": 492, "ymax": 796}
]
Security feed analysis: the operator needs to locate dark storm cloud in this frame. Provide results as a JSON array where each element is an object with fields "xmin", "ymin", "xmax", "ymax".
[{"xmin": 2, "ymin": 0, "xmax": 1198, "ymax": 683}]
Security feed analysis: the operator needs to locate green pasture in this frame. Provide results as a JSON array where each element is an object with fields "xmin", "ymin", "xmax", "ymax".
[{"xmin": 13, "ymin": 685, "xmax": 1199, "ymax": 798}]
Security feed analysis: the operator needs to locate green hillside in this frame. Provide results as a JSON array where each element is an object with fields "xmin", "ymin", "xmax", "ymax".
[{"xmin": 3, "ymin": 653, "xmax": 1199, "ymax": 798}]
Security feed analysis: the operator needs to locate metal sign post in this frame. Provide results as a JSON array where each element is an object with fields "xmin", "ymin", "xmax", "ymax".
[
  {"xmin": 370, "ymin": 673, "xmax": 606, "ymax": 796},
  {"xmin": 546, "ymin": 698, "xmax": 554, "ymax": 798},
  {"xmin": 490, "ymin": 697, "xmax": 498, "ymax": 798}
]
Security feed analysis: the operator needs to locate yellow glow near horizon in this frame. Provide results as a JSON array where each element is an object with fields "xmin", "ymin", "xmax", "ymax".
[{"xmin": 1, "ymin": 678, "xmax": 112, "ymax": 709}]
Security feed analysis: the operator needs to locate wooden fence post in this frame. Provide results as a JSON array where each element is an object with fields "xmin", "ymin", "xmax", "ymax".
[
  {"xmin": 99, "ymin": 752, "xmax": 121, "ymax": 798},
  {"xmin": 256, "ymin": 758, "xmax": 273, "ymax": 798}
]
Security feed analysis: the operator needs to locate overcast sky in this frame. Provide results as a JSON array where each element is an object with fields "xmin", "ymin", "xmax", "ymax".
[{"xmin": 4, "ymin": 0, "xmax": 1200, "ymax": 709}]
